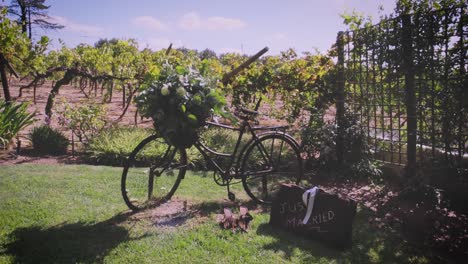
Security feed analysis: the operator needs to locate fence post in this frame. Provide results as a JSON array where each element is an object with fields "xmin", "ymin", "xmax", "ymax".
[
  {"xmin": 336, "ymin": 31, "xmax": 345, "ymax": 165},
  {"xmin": 402, "ymin": 15, "xmax": 417, "ymax": 178}
]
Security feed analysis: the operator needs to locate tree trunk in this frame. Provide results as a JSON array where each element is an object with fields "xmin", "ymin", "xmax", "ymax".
[
  {"xmin": 94, "ymin": 80, "xmax": 97, "ymax": 97},
  {"xmin": 19, "ymin": 1, "xmax": 27, "ymax": 35},
  {"xmin": 122, "ymin": 83, "xmax": 126, "ymax": 108},
  {"xmin": 134, "ymin": 108, "xmax": 138, "ymax": 126},
  {"xmin": 33, "ymin": 83, "xmax": 37, "ymax": 104},
  {"xmin": 0, "ymin": 54, "xmax": 11, "ymax": 102},
  {"xmin": 27, "ymin": 6, "xmax": 32, "ymax": 39},
  {"xmin": 45, "ymin": 70, "xmax": 75, "ymax": 117},
  {"xmin": 116, "ymin": 84, "xmax": 136, "ymax": 122},
  {"xmin": 108, "ymin": 81, "xmax": 113, "ymax": 103}
]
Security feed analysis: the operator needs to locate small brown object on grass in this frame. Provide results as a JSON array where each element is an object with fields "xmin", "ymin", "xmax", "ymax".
[{"xmin": 216, "ymin": 206, "xmax": 253, "ymax": 232}]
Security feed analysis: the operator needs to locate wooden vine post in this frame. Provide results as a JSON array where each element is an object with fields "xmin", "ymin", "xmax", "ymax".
[
  {"xmin": 402, "ymin": 15, "xmax": 417, "ymax": 178},
  {"xmin": 335, "ymin": 31, "xmax": 345, "ymax": 166},
  {"xmin": 221, "ymin": 47, "xmax": 269, "ymax": 85}
]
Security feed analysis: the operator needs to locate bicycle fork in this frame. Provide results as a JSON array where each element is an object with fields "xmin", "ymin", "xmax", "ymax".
[
  {"xmin": 255, "ymin": 135, "xmax": 285, "ymax": 200},
  {"xmin": 227, "ymin": 183, "xmax": 236, "ymax": 201}
]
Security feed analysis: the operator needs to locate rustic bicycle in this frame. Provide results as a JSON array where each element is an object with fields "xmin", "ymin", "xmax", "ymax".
[{"xmin": 121, "ymin": 99, "xmax": 304, "ymax": 211}]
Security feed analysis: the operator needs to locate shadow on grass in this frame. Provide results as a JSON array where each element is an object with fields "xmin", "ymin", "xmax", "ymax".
[
  {"xmin": 2, "ymin": 212, "xmax": 147, "ymax": 264},
  {"xmin": 256, "ymin": 222, "xmax": 340, "ymax": 262},
  {"xmin": 256, "ymin": 208, "xmax": 438, "ymax": 263}
]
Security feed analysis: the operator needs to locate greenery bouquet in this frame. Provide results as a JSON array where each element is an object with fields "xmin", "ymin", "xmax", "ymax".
[{"xmin": 135, "ymin": 63, "xmax": 229, "ymax": 148}]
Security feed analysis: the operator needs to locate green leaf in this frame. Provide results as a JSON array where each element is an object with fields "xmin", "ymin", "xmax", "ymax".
[
  {"xmin": 187, "ymin": 113, "xmax": 198, "ymax": 124},
  {"xmin": 176, "ymin": 65, "xmax": 186, "ymax": 75}
]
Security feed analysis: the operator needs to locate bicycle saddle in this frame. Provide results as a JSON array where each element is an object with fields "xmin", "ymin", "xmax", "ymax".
[{"xmin": 235, "ymin": 107, "xmax": 259, "ymax": 122}]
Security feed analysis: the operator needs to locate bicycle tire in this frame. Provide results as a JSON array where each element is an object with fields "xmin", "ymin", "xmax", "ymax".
[
  {"xmin": 241, "ymin": 133, "xmax": 303, "ymax": 204},
  {"xmin": 121, "ymin": 134, "xmax": 187, "ymax": 211}
]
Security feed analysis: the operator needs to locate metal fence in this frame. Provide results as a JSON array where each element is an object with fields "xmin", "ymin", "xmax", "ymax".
[{"xmin": 335, "ymin": 5, "xmax": 467, "ymax": 175}]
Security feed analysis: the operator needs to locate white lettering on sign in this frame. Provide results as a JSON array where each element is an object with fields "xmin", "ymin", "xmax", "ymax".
[
  {"xmin": 280, "ymin": 202, "xmax": 287, "ymax": 214},
  {"xmin": 328, "ymin": 210, "xmax": 335, "ymax": 221},
  {"xmin": 283, "ymin": 210, "xmax": 335, "ymax": 228},
  {"xmin": 287, "ymin": 218, "xmax": 298, "ymax": 226},
  {"xmin": 312, "ymin": 215, "xmax": 319, "ymax": 225},
  {"xmin": 280, "ymin": 202, "xmax": 305, "ymax": 214}
]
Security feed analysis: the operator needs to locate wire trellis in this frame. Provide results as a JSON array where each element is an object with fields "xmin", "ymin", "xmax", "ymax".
[{"xmin": 336, "ymin": 5, "xmax": 467, "ymax": 171}]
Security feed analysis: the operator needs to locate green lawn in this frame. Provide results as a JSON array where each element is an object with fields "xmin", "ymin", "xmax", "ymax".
[{"xmin": 0, "ymin": 164, "xmax": 438, "ymax": 263}]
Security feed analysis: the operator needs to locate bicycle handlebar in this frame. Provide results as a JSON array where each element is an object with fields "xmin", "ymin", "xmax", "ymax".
[{"xmin": 237, "ymin": 98, "xmax": 261, "ymax": 121}]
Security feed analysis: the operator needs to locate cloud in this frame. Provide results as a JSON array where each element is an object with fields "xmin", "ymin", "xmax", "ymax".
[
  {"xmin": 48, "ymin": 16, "xmax": 104, "ymax": 37},
  {"xmin": 179, "ymin": 12, "xmax": 246, "ymax": 31},
  {"xmin": 132, "ymin": 16, "xmax": 168, "ymax": 31},
  {"xmin": 205, "ymin": 16, "xmax": 246, "ymax": 30},
  {"xmin": 179, "ymin": 12, "xmax": 201, "ymax": 30}
]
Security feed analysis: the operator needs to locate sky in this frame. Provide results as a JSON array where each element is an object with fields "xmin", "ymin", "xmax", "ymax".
[{"xmin": 29, "ymin": 0, "xmax": 397, "ymax": 55}]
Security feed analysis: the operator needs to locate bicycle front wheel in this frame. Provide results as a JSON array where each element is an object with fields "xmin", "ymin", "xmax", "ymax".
[
  {"xmin": 241, "ymin": 133, "xmax": 303, "ymax": 204},
  {"xmin": 121, "ymin": 134, "xmax": 187, "ymax": 211}
]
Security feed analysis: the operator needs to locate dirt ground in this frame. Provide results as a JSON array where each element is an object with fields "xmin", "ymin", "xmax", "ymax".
[{"xmin": 9, "ymin": 79, "xmax": 148, "ymax": 139}]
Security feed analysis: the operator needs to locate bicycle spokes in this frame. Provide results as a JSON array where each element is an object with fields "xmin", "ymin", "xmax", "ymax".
[
  {"xmin": 122, "ymin": 135, "xmax": 187, "ymax": 211},
  {"xmin": 242, "ymin": 134, "xmax": 302, "ymax": 204}
]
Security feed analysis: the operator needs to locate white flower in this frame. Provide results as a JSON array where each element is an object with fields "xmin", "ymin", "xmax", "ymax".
[
  {"xmin": 179, "ymin": 75, "xmax": 188, "ymax": 85},
  {"xmin": 176, "ymin": 87, "xmax": 186, "ymax": 97},
  {"xmin": 161, "ymin": 86, "xmax": 170, "ymax": 96}
]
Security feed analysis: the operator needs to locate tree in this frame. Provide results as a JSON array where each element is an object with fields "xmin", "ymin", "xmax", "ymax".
[
  {"xmin": 199, "ymin": 49, "xmax": 217, "ymax": 60},
  {"xmin": 0, "ymin": 8, "xmax": 28, "ymax": 102},
  {"xmin": 7, "ymin": 0, "xmax": 63, "ymax": 39},
  {"xmin": 176, "ymin": 47, "xmax": 197, "ymax": 56},
  {"xmin": 94, "ymin": 38, "xmax": 120, "ymax": 49}
]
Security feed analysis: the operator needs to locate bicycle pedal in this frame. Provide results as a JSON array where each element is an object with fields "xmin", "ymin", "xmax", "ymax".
[{"xmin": 228, "ymin": 192, "xmax": 236, "ymax": 201}]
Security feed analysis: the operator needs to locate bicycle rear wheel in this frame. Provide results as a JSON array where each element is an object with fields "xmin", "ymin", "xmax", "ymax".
[
  {"xmin": 241, "ymin": 133, "xmax": 303, "ymax": 204},
  {"xmin": 121, "ymin": 134, "xmax": 187, "ymax": 211}
]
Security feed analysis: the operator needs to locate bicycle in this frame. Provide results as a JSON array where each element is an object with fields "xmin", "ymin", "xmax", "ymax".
[{"xmin": 121, "ymin": 99, "xmax": 304, "ymax": 211}]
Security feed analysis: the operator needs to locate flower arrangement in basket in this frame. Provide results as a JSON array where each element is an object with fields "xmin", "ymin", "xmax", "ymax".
[{"xmin": 135, "ymin": 63, "xmax": 229, "ymax": 148}]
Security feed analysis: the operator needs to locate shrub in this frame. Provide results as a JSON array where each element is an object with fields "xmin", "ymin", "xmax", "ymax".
[
  {"xmin": 0, "ymin": 100, "xmax": 35, "ymax": 148},
  {"xmin": 56, "ymin": 98, "xmax": 107, "ymax": 144},
  {"xmin": 301, "ymin": 110, "xmax": 382, "ymax": 179},
  {"xmin": 30, "ymin": 125, "xmax": 69, "ymax": 155}
]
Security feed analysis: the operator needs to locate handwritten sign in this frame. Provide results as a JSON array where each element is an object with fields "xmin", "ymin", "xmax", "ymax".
[{"xmin": 270, "ymin": 184, "xmax": 357, "ymax": 249}]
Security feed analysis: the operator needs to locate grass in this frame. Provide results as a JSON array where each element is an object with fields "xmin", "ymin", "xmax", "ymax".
[
  {"xmin": 84, "ymin": 127, "xmax": 157, "ymax": 166},
  {"xmin": 0, "ymin": 164, "xmax": 443, "ymax": 263}
]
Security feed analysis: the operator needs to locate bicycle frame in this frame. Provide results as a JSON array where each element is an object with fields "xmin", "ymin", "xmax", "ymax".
[{"xmin": 193, "ymin": 118, "xmax": 290, "ymax": 182}]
